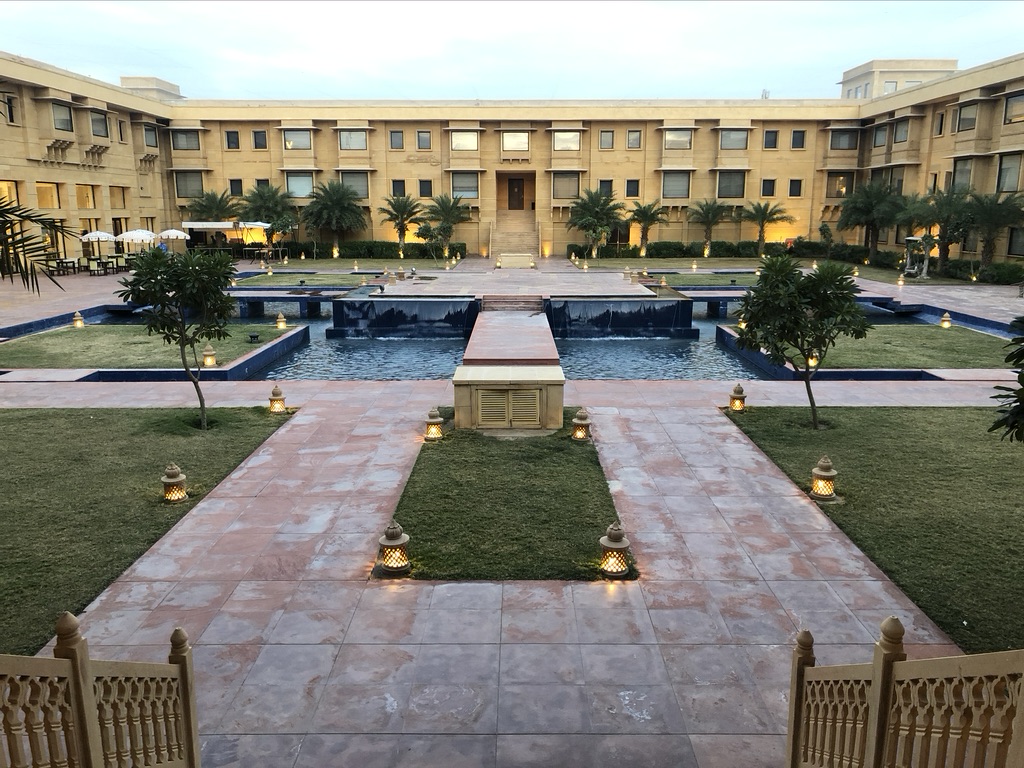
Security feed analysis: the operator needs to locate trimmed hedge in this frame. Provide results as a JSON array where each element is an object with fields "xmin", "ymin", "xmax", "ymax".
[
  {"xmin": 978, "ymin": 261, "xmax": 1024, "ymax": 284},
  {"xmin": 277, "ymin": 240, "xmax": 466, "ymax": 259}
]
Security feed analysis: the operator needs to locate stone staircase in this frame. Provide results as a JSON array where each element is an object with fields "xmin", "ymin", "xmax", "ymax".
[
  {"xmin": 491, "ymin": 216, "xmax": 539, "ymax": 258},
  {"xmin": 480, "ymin": 295, "xmax": 545, "ymax": 312}
]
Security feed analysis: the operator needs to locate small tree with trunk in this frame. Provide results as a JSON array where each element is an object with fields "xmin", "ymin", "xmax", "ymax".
[
  {"xmin": 818, "ymin": 222, "xmax": 834, "ymax": 260},
  {"xmin": 927, "ymin": 187, "xmax": 971, "ymax": 275},
  {"xmin": 990, "ymin": 316, "xmax": 1024, "ymax": 442},
  {"xmin": 117, "ymin": 249, "xmax": 236, "ymax": 430},
  {"xmin": 378, "ymin": 194, "xmax": 425, "ymax": 259},
  {"xmin": 740, "ymin": 201, "xmax": 794, "ymax": 258},
  {"xmin": 629, "ymin": 200, "xmax": 668, "ymax": 258},
  {"xmin": 567, "ymin": 188, "xmax": 625, "ymax": 259},
  {"xmin": 688, "ymin": 199, "xmax": 733, "ymax": 258},
  {"xmin": 735, "ymin": 254, "xmax": 871, "ymax": 430}
]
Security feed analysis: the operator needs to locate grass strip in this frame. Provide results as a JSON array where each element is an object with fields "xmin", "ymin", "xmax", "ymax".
[
  {"xmin": 824, "ymin": 325, "xmax": 1010, "ymax": 369},
  {"xmin": 0, "ymin": 408, "xmax": 287, "ymax": 654},
  {"xmin": 730, "ymin": 406, "xmax": 1022, "ymax": 653},
  {"xmin": 393, "ymin": 408, "xmax": 627, "ymax": 580}
]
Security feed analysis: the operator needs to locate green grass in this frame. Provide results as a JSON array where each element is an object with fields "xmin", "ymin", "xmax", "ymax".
[
  {"xmin": 665, "ymin": 273, "xmax": 759, "ymax": 287},
  {"xmin": 0, "ymin": 323, "xmax": 290, "ymax": 369},
  {"xmin": 393, "ymin": 408, "xmax": 628, "ymax": 580},
  {"xmin": 247, "ymin": 257, "xmax": 444, "ymax": 272},
  {"xmin": 575, "ymin": 257, "xmax": 766, "ymax": 271},
  {"xmin": 729, "ymin": 407, "xmax": 1022, "ymax": 653},
  {"xmin": 0, "ymin": 408, "xmax": 289, "ymax": 654},
  {"xmin": 853, "ymin": 264, "xmax": 966, "ymax": 286},
  {"xmin": 238, "ymin": 273, "xmax": 361, "ymax": 286},
  {"xmin": 824, "ymin": 325, "xmax": 1011, "ymax": 369}
]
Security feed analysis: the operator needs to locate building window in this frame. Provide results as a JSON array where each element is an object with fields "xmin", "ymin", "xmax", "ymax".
[
  {"xmin": 791, "ymin": 130, "xmax": 806, "ymax": 149},
  {"xmin": 789, "ymin": 179, "xmax": 803, "ymax": 197},
  {"xmin": 1008, "ymin": 227, "xmax": 1024, "ymax": 256},
  {"xmin": 340, "ymin": 171, "xmax": 369, "ymax": 198},
  {"xmin": 36, "ymin": 182, "xmax": 59, "ymax": 208},
  {"xmin": 998, "ymin": 154, "xmax": 1021, "ymax": 193},
  {"xmin": 934, "ymin": 112, "xmax": 945, "ymax": 136},
  {"xmin": 171, "ymin": 130, "xmax": 200, "ymax": 150},
  {"xmin": 889, "ymin": 166, "xmax": 905, "ymax": 195},
  {"xmin": 599, "ymin": 130, "xmax": 614, "ymax": 149},
  {"xmin": 286, "ymin": 172, "xmax": 315, "ymax": 197},
  {"xmin": 502, "ymin": 131, "xmax": 529, "ymax": 151},
  {"xmin": 552, "ymin": 171, "xmax": 580, "ymax": 199},
  {"xmin": 1005, "ymin": 93, "xmax": 1024, "ymax": 124},
  {"xmin": 854, "ymin": 86, "xmax": 862, "ymax": 99},
  {"xmin": 717, "ymin": 170, "xmax": 745, "ymax": 198},
  {"xmin": 117, "ymin": 120, "xmax": 127, "ymax": 142},
  {"xmin": 873, "ymin": 125, "xmax": 888, "ymax": 148},
  {"xmin": 252, "ymin": 130, "xmax": 267, "ymax": 150},
  {"xmin": 283, "ymin": 129, "xmax": 311, "ymax": 150},
  {"xmin": 870, "ymin": 168, "xmax": 886, "ymax": 185},
  {"xmin": 228, "ymin": 179, "xmax": 243, "ymax": 196},
  {"xmin": 255, "ymin": 178, "xmax": 270, "ymax": 188},
  {"xmin": 662, "ymin": 171, "xmax": 690, "ymax": 199},
  {"xmin": 894, "ymin": 120, "xmax": 909, "ymax": 143},
  {"xmin": 929, "ymin": 173, "xmax": 939, "ymax": 193},
  {"xmin": 451, "ymin": 131, "xmax": 478, "ymax": 151},
  {"xmin": 552, "ymin": 131, "xmax": 581, "ymax": 151},
  {"xmin": 720, "ymin": 129, "xmax": 748, "ymax": 150},
  {"xmin": 4, "ymin": 95, "xmax": 17, "ymax": 124},
  {"xmin": 626, "ymin": 129, "xmax": 642, "ymax": 149},
  {"xmin": 417, "ymin": 130, "xmax": 431, "ymax": 150},
  {"xmin": 52, "ymin": 103, "xmax": 73, "ymax": 132},
  {"xmin": 598, "ymin": 179, "xmax": 613, "ymax": 195},
  {"xmin": 664, "ymin": 129, "xmax": 692, "ymax": 150},
  {"xmin": 763, "ymin": 130, "xmax": 778, "ymax": 149},
  {"xmin": 883, "ymin": 80, "xmax": 897, "ymax": 94},
  {"xmin": 389, "ymin": 130, "xmax": 404, "ymax": 150},
  {"xmin": 826, "ymin": 172, "xmax": 853, "ymax": 198},
  {"xmin": 224, "ymin": 130, "xmax": 239, "ymax": 150},
  {"xmin": 419, "ymin": 179, "xmax": 433, "ymax": 197},
  {"xmin": 956, "ymin": 104, "xmax": 978, "ymax": 132},
  {"xmin": 952, "ymin": 158, "xmax": 973, "ymax": 191},
  {"xmin": 451, "ymin": 171, "xmax": 479, "ymax": 199},
  {"xmin": 0, "ymin": 180, "xmax": 17, "ymax": 204},
  {"xmin": 109, "ymin": 186, "xmax": 127, "ymax": 209},
  {"xmin": 392, "ymin": 179, "xmax": 406, "ymax": 196},
  {"xmin": 338, "ymin": 130, "xmax": 367, "ymax": 150},
  {"xmin": 761, "ymin": 179, "xmax": 776, "ymax": 197},
  {"xmin": 75, "ymin": 185, "xmax": 96, "ymax": 209},
  {"xmin": 174, "ymin": 172, "xmax": 204, "ymax": 198},
  {"xmin": 90, "ymin": 112, "xmax": 108, "ymax": 138},
  {"xmin": 830, "ymin": 130, "xmax": 859, "ymax": 150},
  {"xmin": 625, "ymin": 179, "xmax": 640, "ymax": 198}
]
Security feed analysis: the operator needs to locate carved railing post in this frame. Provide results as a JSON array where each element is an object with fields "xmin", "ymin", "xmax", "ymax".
[
  {"xmin": 1007, "ymin": 677, "xmax": 1024, "ymax": 768},
  {"xmin": 863, "ymin": 616, "xmax": 907, "ymax": 768},
  {"xmin": 51, "ymin": 612, "xmax": 105, "ymax": 768},
  {"xmin": 168, "ymin": 627, "xmax": 201, "ymax": 768},
  {"xmin": 785, "ymin": 627, "xmax": 816, "ymax": 768}
]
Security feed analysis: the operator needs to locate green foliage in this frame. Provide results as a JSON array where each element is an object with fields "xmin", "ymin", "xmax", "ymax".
[
  {"xmin": 377, "ymin": 194, "xmax": 425, "ymax": 257},
  {"xmin": 629, "ymin": 200, "xmax": 669, "ymax": 257},
  {"xmin": 239, "ymin": 184, "xmax": 294, "ymax": 241},
  {"xmin": 687, "ymin": 199, "xmax": 734, "ymax": 254},
  {"xmin": 0, "ymin": 196, "xmax": 73, "ymax": 293},
  {"xmin": 566, "ymin": 188, "xmax": 626, "ymax": 258},
  {"xmin": 966, "ymin": 191, "xmax": 1024, "ymax": 268},
  {"xmin": 419, "ymin": 194, "xmax": 471, "ymax": 259},
  {"xmin": 646, "ymin": 240, "xmax": 693, "ymax": 259},
  {"xmin": 739, "ymin": 200, "xmax": 795, "ymax": 256},
  {"xmin": 978, "ymin": 261, "xmax": 1024, "ymax": 284},
  {"xmin": 928, "ymin": 187, "xmax": 971, "ymax": 273},
  {"xmin": 836, "ymin": 183, "xmax": 904, "ymax": 260},
  {"xmin": 185, "ymin": 190, "xmax": 240, "ymax": 222},
  {"xmin": 301, "ymin": 181, "xmax": 366, "ymax": 245},
  {"xmin": 990, "ymin": 317, "xmax": 1024, "ymax": 442}
]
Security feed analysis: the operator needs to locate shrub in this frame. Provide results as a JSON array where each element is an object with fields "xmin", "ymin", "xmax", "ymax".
[
  {"xmin": 942, "ymin": 258, "xmax": 978, "ymax": 279},
  {"xmin": 978, "ymin": 261, "xmax": 1024, "ymax": 284},
  {"xmin": 646, "ymin": 241, "xmax": 692, "ymax": 259},
  {"xmin": 831, "ymin": 243, "xmax": 870, "ymax": 265},
  {"xmin": 869, "ymin": 249, "xmax": 902, "ymax": 270},
  {"xmin": 789, "ymin": 237, "xmax": 827, "ymax": 258}
]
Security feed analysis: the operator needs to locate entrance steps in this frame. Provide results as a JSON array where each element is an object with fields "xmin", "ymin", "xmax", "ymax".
[
  {"xmin": 491, "ymin": 229, "xmax": 538, "ymax": 258},
  {"xmin": 480, "ymin": 295, "xmax": 545, "ymax": 313}
]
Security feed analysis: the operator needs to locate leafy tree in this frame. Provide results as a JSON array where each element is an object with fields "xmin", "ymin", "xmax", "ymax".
[
  {"xmin": 687, "ymin": 199, "xmax": 733, "ymax": 257},
  {"xmin": 818, "ymin": 222, "xmax": 834, "ymax": 259},
  {"xmin": 301, "ymin": 181, "xmax": 366, "ymax": 250},
  {"xmin": 378, "ymin": 194, "xmax": 425, "ymax": 259},
  {"xmin": 1, "ymin": 197, "xmax": 72, "ymax": 293},
  {"xmin": 898, "ymin": 193, "xmax": 937, "ymax": 277},
  {"xmin": 420, "ymin": 194, "xmax": 470, "ymax": 260},
  {"xmin": 185, "ymin": 190, "xmax": 239, "ymax": 222},
  {"xmin": 966, "ymin": 192, "xmax": 1024, "ymax": 269},
  {"xmin": 990, "ymin": 317, "xmax": 1024, "ymax": 442},
  {"xmin": 927, "ymin": 187, "xmax": 971, "ymax": 275},
  {"xmin": 566, "ymin": 188, "xmax": 625, "ymax": 259},
  {"xmin": 836, "ymin": 183, "xmax": 904, "ymax": 262},
  {"xmin": 116, "ymin": 249, "xmax": 236, "ymax": 430},
  {"xmin": 735, "ymin": 254, "xmax": 871, "ymax": 430},
  {"xmin": 239, "ymin": 185, "xmax": 294, "ymax": 245},
  {"xmin": 628, "ymin": 200, "xmax": 668, "ymax": 258},
  {"xmin": 740, "ymin": 201, "xmax": 795, "ymax": 257}
]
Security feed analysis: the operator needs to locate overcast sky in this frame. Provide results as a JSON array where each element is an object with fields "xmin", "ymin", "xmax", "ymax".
[{"xmin": 4, "ymin": 1, "xmax": 1023, "ymax": 101}]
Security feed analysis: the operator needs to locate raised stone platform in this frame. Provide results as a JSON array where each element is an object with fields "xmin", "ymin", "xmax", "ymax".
[{"xmin": 462, "ymin": 311, "xmax": 559, "ymax": 366}]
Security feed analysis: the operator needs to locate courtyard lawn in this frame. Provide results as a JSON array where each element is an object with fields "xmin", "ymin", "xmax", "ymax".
[
  {"xmin": 665, "ymin": 273, "xmax": 759, "ymax": 287},
  {"xmin": 852, "ymin": 263, "xmax": 966, "ymax": 286},
  {"xmin": 237, "ymin": 272, "xmax": 362, "ymax": 287},
  {"xmin": 0, "ymin": 408, "xmax": 288, "ymax": 655},
  {"xmin": 575, "ymin": 257, "xmax": 766, "ymax": 272},
  {"xmin": 248, "ymin": 257, "xmax": 445, "ymax": 272},
  {"xmin": 822, "ymin": 324, "xmax": 1011, "ymax": 369},
  {"xmin": 393, "ymin": 408, "xmax": 626, "ymax": 581},
  {"xmin": 730, "ymin": 407, "xmax": 1022, "ymax": 654},
  {"xmin": 0, "ymin": 322, "xmax": 290, "ymax": 369}
]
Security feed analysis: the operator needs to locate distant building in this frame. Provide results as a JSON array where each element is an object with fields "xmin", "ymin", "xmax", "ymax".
[{"xmin": 2, "ymin": 50, "xmax": 1023, "ymax": 261}]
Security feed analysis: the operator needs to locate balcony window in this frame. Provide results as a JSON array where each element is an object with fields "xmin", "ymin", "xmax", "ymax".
[
  {"xmin": 998, "ymin": 155, "xmax": 1021, "ymax": 193},
  {"xmin": 36, "ymin": 182, "xmax": 59, "ymax": 208},
  {"xmin": 956, "ymin": 104, "xmax": 978, "ymax": 132},
  {"xmin": 451, "ymin": 131, "xmax": 478, "ymax": 151},
  {"xmin": 451, "ymin": 171, "xmax": 479, "ymax": 199},
  {"xmin": 110, "ymin": 186, "xmax": 127, "ymax": 209},
  {"xmin": 552, "ymin": 171, "xmax": 580, "ymax": 199},
  {"xmin": 952, "ymin": 158, "xmax": 973, "ymax": 191},
  {"xmin": 1005, "ymin": 93, "xmax": 1024, "ymax": 124},
  {"xmin": 171, "ymin": 130, "xmax": 200, "ymax": 150},
  {"xmin": 283, "ymin": 129, "xmax": 311, "ymax": 150},
  {"xmin": 720, "ymin": 129, "xmax": 748, "ymax": 150},
  {"xmin": 174, "ymin": 171, "xmax": 204, "ymax": 198},
  {"xmin": 664, "ymin": 129, "xmax": 692, "ymax": 150},
  {"xmin": 894, "ymin": 120, "xmax": 909, "ymax": 143},
  {"xmin": 144, "ymin": 125, "xmax": 158, "ymax": 148},
  {"xmin": 90, "ymin": 112, "xmax": 108, "ymax": 138},
  {"xmin": 826, "ymin": 172, "xmax": 853, "ymax": 198},
  {"xmin": 830, "ymin": 130, "xmax": 859, "ymax": 150},
  {"xmin": 340, "ymin": 171, "xmax": 369, "ymax": 198},
  {"xmin": 338, "ymin": 130, "xmax": 367, "ymax": 150},
  {"xmin": 502, "ymin": 131, "xmax": 529, "ymax": 151},
  {"xmin": 52, "ymin": 104, "xmax": 73, "ymax": 132},
  {"xmin": 1, "ymin": 180, "xmax": 18, "ymax": 204},
  {"xmin": 662, "ymin": 171, "xmax": 690, "ymax": 198},
  {"xmin": 552, "ymin": 131, "xmax": 581, "ymax": 151},
  {"xmin": 75, "ymin": 185, "xmax": 96, "ymax": 209},
  {"xmin": 717, "ymin": 170, "xmax": 745, "ymax": 198}
]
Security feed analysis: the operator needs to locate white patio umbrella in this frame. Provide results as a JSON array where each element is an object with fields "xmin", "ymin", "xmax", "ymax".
[
  {"xmin": 115, "ymin": 229, "xmax": 156, "ymax": 245},
  {"xmin": 81, "ymin": 230, "xmax": 116, "ymax": 258},
  {"xmin": 157, "ymin": 229, "xmax": 190, "ymax": 252}
]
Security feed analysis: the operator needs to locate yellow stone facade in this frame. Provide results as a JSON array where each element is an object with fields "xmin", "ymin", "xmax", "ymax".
[{"xmin": 3, "ymin": 50, "xmax": 1024, "ymax": 260}]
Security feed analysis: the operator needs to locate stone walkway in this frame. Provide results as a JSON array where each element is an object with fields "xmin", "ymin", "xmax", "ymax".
[{"xmin": 2, "ymin": 262, "xmax": 1019, "ymax": 768}]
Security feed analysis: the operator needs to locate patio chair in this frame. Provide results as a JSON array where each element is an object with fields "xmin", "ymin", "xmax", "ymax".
[{"xmin": 88, "ymin": 259, "xmax": 105, "ymax": 276}]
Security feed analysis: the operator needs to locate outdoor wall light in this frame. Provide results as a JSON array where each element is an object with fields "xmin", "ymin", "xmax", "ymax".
[
  {"xmin": 161, "ymin": 463, "xmax": 188, "ymax": 503},
  {"xmin": 729, "ymin": 384, "xmax": 746, "ymax": 413},
  {"xmin": 276, "ymin": 313, "xmax": 287, "ymax": 330},
  {"xmin": 268, "ymin": 384, "xmax": 286, "ymax": 413},
  {"xmin": 424, "ymin": 407, "xmax": 444, "ymax": 441},
  {"xmin": 379, "ymin": 519, "xmax": 411, "ymax": 575},
  {"xmin": 201, "ymin": 344, "xmax": 217, "ymax": 367},
  {"xmin": 571, "ymin": 408, "xmax": 592, "ymax": 441},
  {"xmin": 805, "ymin": 352, "xmax": 820, "ymax": 369},
  {"xmin": 810, "ymin": 455, "xmax": 838, "ymax": 500},
  {"xmin": 72, "ymin": 311, "xmax": 85, "ymax": 329},
  {"xmin": 940, "ymin": 312, "xmax": 952, "ymax": 328},
  {"xmin": 599, "ymin": 522, "xmax": 631, "ymax": 578},
  {"xmin": 897, "ymin": 274, "xmax": 904, "ymax": 287}
]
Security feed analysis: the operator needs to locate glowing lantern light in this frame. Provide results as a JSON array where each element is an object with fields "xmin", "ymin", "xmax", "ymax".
[
  {"xmin": 582, "ymin": 261, "xmax": 589, "ymax": 272},
  {"xmin": 805, "ymin": 351, "xmax": 820, "ymax": 369},
  {"xmin": 201, "ymin": 344, "xmax": 217, "ymax": 367},
  {"xmin": 268, "ymin": 384, "xmax": 286, "ymax": 413},
  {"xmin": 161, "ymin": 463, "xmax": 188, "ymax": 503},
  {"xmin": 853, "ymin": 266, "xmax": 860, "ymax": 277},
  {"xmin": 378, "ymin": 519, "xmax": 411, "ymax": 575},
  {"xmin": 691, "ymin": 260, "xmax": 697, "ymax": 272},
  {"xmin": 729, "ymin": 384, "xmax": 746, "ymax": 413},
  {"xmin": 599, "ymin": 522, "xmax": 631, "ymax": 578},
  {"xmin": 424, "ymin": 408, "xmax": 443, "ymax": 442},
  {"xmin": 571, "ymin": 408, "xmax": 592, "ymax": 442},
  {"xmin": 897, "ymin": 274, "xmax": 904, "ymax": 287},
  {"xmin": 300, "ymin": 251, "xmax": 306, "ymax": 260},
  {"xmin": 282, "ymin": 255, "xmax": 289, "ymax": 266},
  {"xmin": 72, "ymin": 311, "xmax": 85, "ymax": 329},
  {"xmin": 332, "ymin": 245, "xmax": 339, "ymax": 259},
  {"xmin": 810, "ymin": 455, "xmax": 838, "ymax": 501},
  {"xmin": 940, "ymin": 312, "xmax": 952, "ymax": 329},
  {"xmin": 276, "ymin": 313, "xmax": 287, "ymax": 330}
]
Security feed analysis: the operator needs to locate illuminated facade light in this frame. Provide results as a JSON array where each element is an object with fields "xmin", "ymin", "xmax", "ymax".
[
  {"xmin": 599, "ymin": 522, "xmax": 631, "ymax": 578},
  {"xmin": 201, "ymin": 343, "xmax": 217, "ymax": 367},
  {"xmin": 810, "ymin": 455, "xmax": 838, "ymax": 501},
  {"xmin": 269, "ymin": 384, "xmax": 286, "ymax": 413},
  {"xmin": 571, "ymin": 408, "xmax": 592, "ymax": 442},
  {"xmin": 424, "ymin": 407, "xmax": 444, "ymax": 442},
  {"xmin": 729, "ymin": 384, "xmax": 747, "ymax": 413},
  {"xmin": 378, "ymin": 519, "xmax": 411, "ymax": 575},
  {"xmin": 161, "ymin": 463, "xmax": 188, "ymax": 503}
]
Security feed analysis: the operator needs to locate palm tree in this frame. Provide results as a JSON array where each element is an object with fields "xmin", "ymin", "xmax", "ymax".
[
  {"xmin": 629, "ymin": 200, "xmax": 668, "ymax": 258},
  {"xmin": 566, "ymin": 188, "xmax": 625, "ymax": 259},
  {"xmin": 0, "ymin": 197, "xmax": 73, "ymax": 293},
  {"xmin": 687, "ymin": 199, "xmax": 733, "ymax": 257},
  {"xmin": 421, "ymin": 194, "xmax": 471, "ymax": 260},
  {"xmin": 836, "ymin": 183, "xmax": 904, "ymax": 262},
  {"xmin": 301, "ymin": 181, "xmax": 366, "ymax": 250},
  {"xmin": 927, "ymin": 187, "xmax": 971, "ymax": 275},
  {"xmin": 239, "ymin": 184, "xmax": 294, "ymax": 245},
  {"xmin": 897, "ymin": 193, "xmax": 937, "ymax": 277},
  {"xmin": 378, "ymin": 194, "xmax": 425, "ymax": 259},
  {"xmin": 185, "ymin": 190, "xmax": 239, "ymax": 222},
  {"xmin": 966, "ymin": 192, "xmax": 1024, "ymax": 269},
  {"xmin": 739, "ymin": 201, "xmax": 795, "ymax": 257}
]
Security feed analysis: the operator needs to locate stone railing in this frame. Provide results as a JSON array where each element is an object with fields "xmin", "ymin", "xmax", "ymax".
[
  {"xmin": 787, "ymin": 616, "xmax": 1024, "ymax": 768},
  {"xmin": 1, "ymin": 612, "xmax": 200, "ymax": 768}
]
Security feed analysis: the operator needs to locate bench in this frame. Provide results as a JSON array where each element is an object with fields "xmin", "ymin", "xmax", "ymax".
[{"xmin": 248, "ymin": 332, "xmax": 260, "ymax": 343}]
